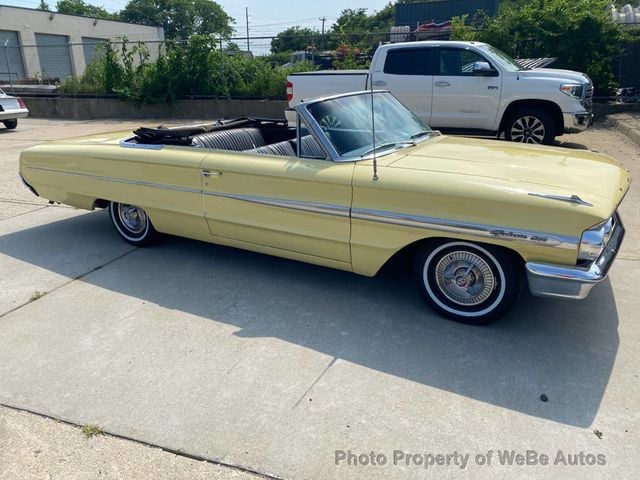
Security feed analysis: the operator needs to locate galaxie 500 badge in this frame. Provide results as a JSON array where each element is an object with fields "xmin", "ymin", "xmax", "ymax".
[{"xmin": 489, "ymin": 229, "xmax": 562, "ymax": 245}]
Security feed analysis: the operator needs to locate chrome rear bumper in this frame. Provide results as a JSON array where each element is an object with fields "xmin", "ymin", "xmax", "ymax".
[{"xmin": 525, "ymin": 214, "xmax": 625, "ymax": 299}]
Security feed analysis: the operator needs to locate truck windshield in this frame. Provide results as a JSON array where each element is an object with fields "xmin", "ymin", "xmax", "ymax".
[
  {"xmin": 479, "ymin": 45, "xmax": 521, "ymax": 72},
  {"xmin": 305, "ymin": 92, "xmax": 434, "ymax": 159}
]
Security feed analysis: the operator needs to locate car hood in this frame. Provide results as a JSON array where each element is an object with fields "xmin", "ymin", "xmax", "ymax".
[
  {"xmin": 387, "ymin": 135, "xmax": 630, "ymax": 218},
  {"xmin": 518, "ymin": 68, "xmax": 589, "ymax": 84}
]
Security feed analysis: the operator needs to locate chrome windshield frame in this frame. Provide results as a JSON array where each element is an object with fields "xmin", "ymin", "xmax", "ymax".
[{"xmin": 293, "ymin": 90, "xmax": 433, "ymax": 163}]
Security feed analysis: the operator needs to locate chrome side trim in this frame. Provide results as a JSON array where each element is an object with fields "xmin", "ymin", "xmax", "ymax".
[
  {"xmin": 351, "ymin": 207, "xmax": 578, "ymax": 249},
  {"xmin": 26, "ymin": 166, "xmax": 201, "ymax": 194},
  {"xmin": 202, "ymin": 190, "xmax": 350, "ymax": 218},
  {"xmin": 528, "ymin": 192, "xmax": 593, "ymax": 207},
  {"xmin": 26, "ymin": 165, "xmax": 578, "ymax": 250},
  {"xmin": 526, "ymin": 213, "xmax": 625, "ymax": 299}
]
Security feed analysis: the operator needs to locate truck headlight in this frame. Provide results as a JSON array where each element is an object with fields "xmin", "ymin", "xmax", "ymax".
[
  {"xmin": 560, "ymin": 83, "xmax": 584, "ymax": 99},
  {"xmin": 578, "ymin": 217, "xmax": 614, "ymax": 262}
]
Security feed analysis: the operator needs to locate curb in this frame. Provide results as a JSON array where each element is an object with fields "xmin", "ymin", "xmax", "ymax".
[{"xmin": 608, "ymin": 116, "xmax": 640, "ymax": 146}]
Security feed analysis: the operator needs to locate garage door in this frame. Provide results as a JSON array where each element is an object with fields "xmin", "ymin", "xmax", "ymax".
[
  {"xmin": 81, "ymin": 37, "xmax": 107, "ymax": 67},
  {"xmin": 35, "ymin": 33, "xmax": 73, "ymax": 80},
  {"xmin": 0, "ymin": 30, "xmax": 26, "ymax": 81}
]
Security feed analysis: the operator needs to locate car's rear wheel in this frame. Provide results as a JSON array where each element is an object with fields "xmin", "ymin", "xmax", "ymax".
[
  {"xmin": 416, "ymin": 241, "xmax": 522, "ymax": 325},
  {"xmin": 505, "ymin": 108, "xmax": 555, "ymax": 145},
  {"xmin": 109, "ymin": 201, "xmax": 158, "ymax": 246},
  {"xmin": 3, "ymin": 119, "xmax": 18, "ymax": 129}
]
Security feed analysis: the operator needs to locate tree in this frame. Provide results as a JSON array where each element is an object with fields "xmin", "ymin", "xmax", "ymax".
[
  {"xmin": 120, "ymin": 0, "xmax": 234, "ymax": 40},
  {"xmin": 451, "ymin": 0, "xmax": 624, "ymax": 94},
  {"xmin": 37, "ymin": 0, "xmax": 51, "ymax": 11},
  {"xmin": 325, "ymin": 4, "xmax": 395, "ymax": 51},
  {"xmin": 270, "ymin": 27, "xmax": 319, "ymax": 53},
  {"xmin": 56, "ymin": 0, "xmax": 117, "ymax": 19}
]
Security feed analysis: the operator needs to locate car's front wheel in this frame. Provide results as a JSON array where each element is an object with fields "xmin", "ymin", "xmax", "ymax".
[
  {"xmin": 109, "ymin": 201, "xmax": 158, "ymax": 246},
  {"xmin": 505, "ymin": 108, "xmax": 555, "ymax": 145},
  {"xmin": 3, "ymin": 119, "xmax": 18, "ymax": 129},
  {"xmin": 416, "ymin": 241, "xmax": 523, "ymax": 325}
]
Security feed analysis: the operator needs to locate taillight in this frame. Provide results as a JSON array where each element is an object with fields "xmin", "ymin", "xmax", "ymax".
[
  {"xmin": 17, "ymin": 98, "xmax": 26, "ymax": 109},
  {"xmin": 286, "ymin": 81, "xmax": 293, "ymax": 102}
]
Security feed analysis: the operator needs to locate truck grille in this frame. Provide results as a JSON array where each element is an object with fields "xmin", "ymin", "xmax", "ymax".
[{"xmin": 582, "ymin": 82, "xmax": 593, "ymax": 110}]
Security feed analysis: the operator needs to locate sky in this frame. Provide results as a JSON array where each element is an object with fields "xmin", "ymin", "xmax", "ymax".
[{"xmin": 1, "ymin": 0, "xmax": 393, "ymax": 54}]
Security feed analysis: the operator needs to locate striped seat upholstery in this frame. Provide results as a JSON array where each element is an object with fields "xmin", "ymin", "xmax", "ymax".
[
  {"xmin": 192, "ymin": 128, "xmax": 265, "ymax": 150},
  {"xmin": 247, "ymin": 140, "xmax": 296, "ymax": 157},
  {"xmin": 292, "ymin": 135, "xmax": 326, "ymax": 158}
]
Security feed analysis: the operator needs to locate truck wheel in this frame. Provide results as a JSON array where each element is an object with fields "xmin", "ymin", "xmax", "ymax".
[
  {"xmin": 505, "ymin": 108, "xmax": 555, "ymax": 145},
  {"xmin": 319, "ymin": 115, "xmax": 342, "ymax": 130},
  {"xmin": 3, "ymin": 119, "xmax": 18, "ymax": 129},
  {"xmin": 415, "ymin": 241, "xmax": 523, "ymax": 325}
]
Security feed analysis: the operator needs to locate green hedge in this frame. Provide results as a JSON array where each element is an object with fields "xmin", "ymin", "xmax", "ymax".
[{"xmin": 60, "ymin": 36, "xmax": 316, "ymax": 103}]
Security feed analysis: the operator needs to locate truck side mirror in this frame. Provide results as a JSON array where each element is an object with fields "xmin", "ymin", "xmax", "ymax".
[{"xmin": 473, "ymin": 61, "xmax": 498, "ymax": 76}]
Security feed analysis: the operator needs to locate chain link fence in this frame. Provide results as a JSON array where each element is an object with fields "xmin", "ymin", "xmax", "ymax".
[{"xmin": 1, "ymin": 31, "xmax": 639, "ymax": 100}]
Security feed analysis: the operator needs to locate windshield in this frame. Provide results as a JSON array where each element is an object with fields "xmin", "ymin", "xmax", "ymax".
[
  {"xmin": 305, "ymin": 92, "xmax": 433, "ymax": 159},
  {"xmin": 478, "ymin": 45, "xmax": 521, "ymax": 72}
]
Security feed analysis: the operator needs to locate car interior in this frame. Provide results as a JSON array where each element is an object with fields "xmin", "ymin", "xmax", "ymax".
[{"xmin": 131, "ymin": 117, "xmax": 327, "ymax": 159}]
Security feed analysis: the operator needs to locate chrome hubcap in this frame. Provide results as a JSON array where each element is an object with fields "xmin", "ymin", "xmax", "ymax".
[
  {"xmin": 511, "ymin": 116, "xmax": 545, "ymax": 144},
  {"xmin": 434, "ymin": 251, "xmax": 495, "ymax": 306},
  {"xmin": 117, "ymin": 204, "xmax": 147, "ymax": 234}
]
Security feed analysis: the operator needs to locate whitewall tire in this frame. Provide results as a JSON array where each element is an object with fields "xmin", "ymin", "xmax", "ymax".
[
  {"xmin": 109, "ymin": 201, "xmax": 158, "ymax": 246},
  {"xmin": 416, "ymin": 241, "xmax": 523, "ymax": 325}
]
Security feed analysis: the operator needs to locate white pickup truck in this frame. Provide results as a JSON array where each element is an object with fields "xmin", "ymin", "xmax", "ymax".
[{"xmin": 286, "ymin": 41, "xmax": 593, "ymax": 144}]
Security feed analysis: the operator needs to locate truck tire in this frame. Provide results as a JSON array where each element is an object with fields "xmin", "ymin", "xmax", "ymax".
[
  {"xmin": 505, "ymin": 108, "xmax": 555, "ymax": 145},
  {"xmin": 3, "ymin": 119, "xmax": 18, "ymax": 129}
]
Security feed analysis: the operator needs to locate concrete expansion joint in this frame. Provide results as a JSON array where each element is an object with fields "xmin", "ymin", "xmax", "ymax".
[
  {"xmin": 0, "ymin": 248, "xmax": 137, "ymax": 320},
  {"xmin": 0, "ymin": 402, "xmax": 283, "ymax": 480}
]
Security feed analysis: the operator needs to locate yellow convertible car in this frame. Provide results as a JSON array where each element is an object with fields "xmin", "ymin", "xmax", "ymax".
[{"xmin": 19, "ymin": 91, "xmax": 630, "ymax": 324}]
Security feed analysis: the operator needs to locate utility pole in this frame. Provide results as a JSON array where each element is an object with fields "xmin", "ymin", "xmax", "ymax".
[
  {"xmin": 319, "ymin": 16, "xmax": 326, "ymax": 50},
  {"xmin": 245, "ymin": 7, "xmax": 250, "ymax": 53}
]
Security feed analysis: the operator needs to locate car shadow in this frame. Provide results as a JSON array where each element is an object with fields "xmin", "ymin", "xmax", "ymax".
[{"xmin": 0, "ymin": 211, "xmax": 620, "ymax": 428}]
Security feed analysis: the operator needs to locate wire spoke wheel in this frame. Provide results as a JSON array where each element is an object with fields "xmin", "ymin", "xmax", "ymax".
[
  {"xmin": 109, "ymin": 201, "xmax": 158, "ymax": 246},
  {"xmin": 117, "ymin": 204, "xmax": 148, "ymax": 234}
]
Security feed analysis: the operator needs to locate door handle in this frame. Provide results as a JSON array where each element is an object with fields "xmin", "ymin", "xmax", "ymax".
[
  {"xmin": 372, "ymin": 80, "xmax": 387, "ymax": 86},
  {"xmin": 201, "ymin": 170, "xmax": 222, "ymax": 177},
  {"xmin": 435, "ymin": 81, "xmax": 450, "ymax": 87}
]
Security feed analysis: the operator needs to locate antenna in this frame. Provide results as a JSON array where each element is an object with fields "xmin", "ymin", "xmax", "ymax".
[{"xmin": 369, "ymin": 78, "xmax": 379, "ymax": 181}]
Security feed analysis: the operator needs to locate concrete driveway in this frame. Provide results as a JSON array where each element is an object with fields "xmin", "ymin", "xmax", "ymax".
[{"xmin": 1, "ymin": 118, "xmax": 639, "ymax": 479}]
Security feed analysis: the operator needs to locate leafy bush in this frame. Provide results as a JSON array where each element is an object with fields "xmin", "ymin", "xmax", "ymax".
[
  {"xmin": 451, "ymin": 0, "xmax": 625, "ymax": 95},
  {"xmin": 60, "ymin": 35, "xmax": 317, "ymax": 103}
]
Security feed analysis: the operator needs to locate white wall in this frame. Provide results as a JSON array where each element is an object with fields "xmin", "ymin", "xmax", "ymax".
[{"xmin": 0, "ymin": 5, "xmax": 164, "ymax": 79}]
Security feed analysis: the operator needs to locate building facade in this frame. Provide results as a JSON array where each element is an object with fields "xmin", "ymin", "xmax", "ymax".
[{"xmin": 0, "ymin": 5, "xmax": 164, "ymax": 82}]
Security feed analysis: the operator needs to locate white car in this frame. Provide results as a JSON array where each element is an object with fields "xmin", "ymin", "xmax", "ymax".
[{"xmin": 0, "ymin": 88, "xmax": 29, "ymax": 129}]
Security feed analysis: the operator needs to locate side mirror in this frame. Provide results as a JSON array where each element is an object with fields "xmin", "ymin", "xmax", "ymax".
[{"xmin": 473, "ymin": 61, "xmax": 498, "ymax": 76}]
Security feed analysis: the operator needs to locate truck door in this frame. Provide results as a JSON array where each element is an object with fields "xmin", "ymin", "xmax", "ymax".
[
  {"xmin": 370, "ymin": 46, "xmax": 435, "ymax": 126},
  {"xmin": 430, "ymin": 47, "xmax": 502, "ymax": 131}
]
